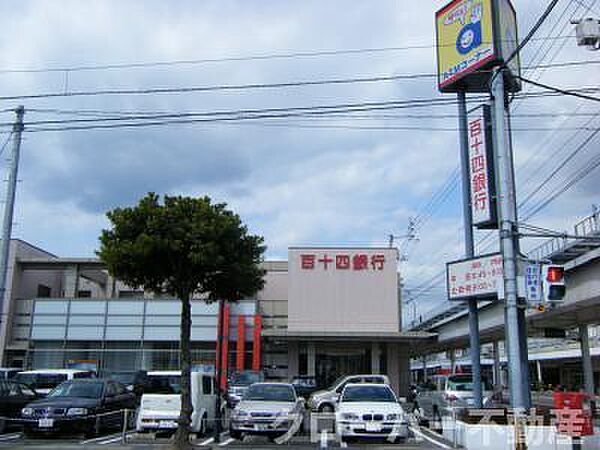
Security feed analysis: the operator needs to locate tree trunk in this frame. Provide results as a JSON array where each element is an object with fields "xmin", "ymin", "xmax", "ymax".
[{"xmin": 173, "ymin": 293, "xmax": 192, "ymax": 450}]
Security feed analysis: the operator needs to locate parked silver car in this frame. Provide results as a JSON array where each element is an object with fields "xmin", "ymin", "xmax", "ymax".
[
  {"xmin": 229, "ymin": 383, "xmax": 305, "ymax": 441},
  {"xmin": 415, "ymin": 374, "xmax": 494, "ymax": 424},
  {"xmin": 309, "ymin": 374, "xmax": 390, "ymax": 413}
]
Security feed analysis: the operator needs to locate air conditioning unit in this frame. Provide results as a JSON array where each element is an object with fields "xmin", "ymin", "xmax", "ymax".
[{"xmin": 573, "ymin": 18, "xmax": 600, "ymax": 49}]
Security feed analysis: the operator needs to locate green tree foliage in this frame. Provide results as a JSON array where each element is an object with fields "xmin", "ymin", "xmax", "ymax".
[{"xmin": 98, "ymin": 193, "xmax": 265, "ymax": 449}]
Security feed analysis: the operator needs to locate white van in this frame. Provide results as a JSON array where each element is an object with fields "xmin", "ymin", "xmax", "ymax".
[
  {"xmin": 14, "ymin": 369, "xmax": 95, "ymax": 396},
  {"xmin": 136, "ymin": 371, "xmax": 216, "ymax": 435}
]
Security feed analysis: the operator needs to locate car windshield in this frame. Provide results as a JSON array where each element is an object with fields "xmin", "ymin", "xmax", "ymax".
[
  {"xmin": 244, "ymin": 384, "xmax": 295, "ymax": 402},
  {"xmin": 341, "ymin": 385, "xmax": 396, "ymax": 403},
  {"xmin": 328, "ymin": 375, "xmax": 346, "ymax": 390},
  {"xmin": 48, "ymin": 381, "xmax": 104, "ymax": 398},
  {"xmin": 145, "ymin": 375, "xmax": 181, "ymax": 394},
  {"xmin": 231, "ymin": 372, "xmax": 263, "ymax": 386},
  {"xmin": 15, "ymin": 373, "xmax": 67, "ymax": 389},
  {"xmin": 110, "ymin": 373, "xmax": 135, "ymax": 385},
  {"xmin": 447, "ymin": 376, "xmax": 491, "ymax": 391}
]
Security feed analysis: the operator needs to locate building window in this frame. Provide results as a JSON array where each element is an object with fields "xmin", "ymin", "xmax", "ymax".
[
  {"xmin": 77, "ymin": 290, "xmax": 92, "ymax": 298},
  {"xmin": 118, "ymin": 290, "xmax": 144, "ymax": 298},
  {"xmin": 37, "ymin": 285, "xmax": 51, "ymax": 297}
]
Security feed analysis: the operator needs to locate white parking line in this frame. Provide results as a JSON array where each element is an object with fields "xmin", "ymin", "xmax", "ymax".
[
  {"xmin": 0, "ymin": 433, "xmax": 21, "ymax": 442},
  {"xmin": 409, "ymin": 426, "xmax": 453, "ymax": 450},
  {"xmin": 80, "ymin": 432, "xmax": 123, "ymax": 445},
  {"xmin": 197, "ymin": 436, "xmax": 214, "ymax": 446},
  {"xmin": 340, "ymin": 440, "xmax": 348, "ymax": 448},
  {"xmin": 218, "ymin": 437, "xmax": 235, "ymax": 446}
]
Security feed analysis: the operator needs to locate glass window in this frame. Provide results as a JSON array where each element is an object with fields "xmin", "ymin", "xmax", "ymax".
[
  {"xmin": 37, "ymin": 285, "xmax": 51, "ymax": 297},
  {"xmin": 104, "ymin": 326, "xmax": 142, "ymax": 341},
  {"xmin": 118, "ymin": 290, "xmax": 144, "ymax": 298},
  {"xmin": 107, "ymin": 301, "xmax": 144, "ymax": 315},
  {"xmin": 244, "ymin": 384, "xmax": 295, "ymax": 402},
  {"xmin": 67, "ymin": 326, "xmax": 103, "ymax": 340},
  {"xmin": 144, "ymin": 327, "xmax": 179, "ymax": 341},
  {"xmin": 19, "ymin": 384, "xmax": 35, "ymax": 396},
  {"xmin": 145, "ymin": 316, "xmax": 180, "ymax": 326},
  {"xmin": 70, "ymin": 301, "xmax": 105, "ymax": 314},
  {"xmin": 31, "ymin": 325, "xmax": 66, "ymax": 340},
  {"xmin": 69, "ymin": 315, "xmax": 104, "ymax": 326},
  {"xmin": 202, "ymin": 376, "xmax": 213, "ymax": 395},
  {"xmin": 341, "ymin": 385, "xmax": 396, "ymax": 403},
  {"xmin": 15, "ymin": 373, "xmax": 67, "ymax": 390},
  {"xmin": 49, "ymin": 381, "xmax": 104, "ymax": 398},
  {"xmin": 7, "ymin": 382, "xmax": 21, "ymax": 397},
  {"xmin": 145, "ymin": 375, "xmax": 181, "ymax": 394},
  {"xmin": 35, "ymin": 301, "xmax": 68, "ymax": 314},
  {"xmin": 146, "ymin": 301, "xmax": 180, "ymax": 315},
  {"xmin": 106, "ymin": 315, "xmax": 143, "ymax": 326},
  {"xmin": 105, "ymin": 382, "xmax": 118, "ymax": 397},
  {"xmin": 73, "ymin": 371, "xmax": 94, "ymax": 379}
]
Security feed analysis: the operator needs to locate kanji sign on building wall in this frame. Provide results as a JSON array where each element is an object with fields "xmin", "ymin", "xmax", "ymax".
[
  {"xmin": 447, "ymin": 253, "xmax": 503, "ymax": 301},
  {"xmin": 288, "ymin": 248, "xmax": 399, "ymax": 333},
  {"xmin": 467, "ymin": 105, "xmax": 497, "ymax": 229}
]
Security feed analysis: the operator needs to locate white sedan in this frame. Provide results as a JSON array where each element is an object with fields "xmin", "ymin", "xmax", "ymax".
[{"xmin": 336, "ymin": 383, "xmax": 409, "ymax": 444}]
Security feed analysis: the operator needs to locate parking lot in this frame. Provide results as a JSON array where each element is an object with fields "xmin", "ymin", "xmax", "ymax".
[{"xmin": 0, "ymin": 420, "xmax": 452, "ymax": 449}]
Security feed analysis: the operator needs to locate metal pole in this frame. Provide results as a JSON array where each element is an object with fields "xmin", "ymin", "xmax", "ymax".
[
  {"xmin": 579, "ymin": 324, "xmax": 597, "ymax": 417},
  {"xmin": 507, "ymin": 104, "xmax": 532, "ymax": 410},
  {"xmin": 491, "ymin": 70, "xmax": 527, "ymax": 448},
  {"xmin": 0, "ymin": 106, "xmax": 24, "ymax": 335},
  {"xmin": 493, "ymin": 341, "xmax": 502, "ymax": 390},
  {"xmin": 457, "ymin": 91, "xmax": 483, "ymax": 408},
  {"xmin": 214, "ymin": 298, "xmax": 224, "ymax": 442}
]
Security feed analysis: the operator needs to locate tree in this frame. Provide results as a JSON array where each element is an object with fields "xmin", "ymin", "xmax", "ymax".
[{"xmin": 98, "ymin": 193, "xmax": 265, "ymax": 450}]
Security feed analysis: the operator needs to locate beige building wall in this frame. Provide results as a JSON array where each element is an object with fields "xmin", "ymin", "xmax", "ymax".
[{"xmin": 288, "ymin": 248, "xmax": 399, "ymax": 333}]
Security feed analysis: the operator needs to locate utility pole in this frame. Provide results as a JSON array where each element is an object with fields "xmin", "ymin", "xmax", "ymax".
[
  {"xmin": 457, "ymin": 91, "xmax": 483, "ymax": 408},
  {"xmin": 0, "ymin": 106, "xmax": 24, "ymax": 327},
  {"xmin": 491, "ymin": 70, "xmax": 528, "ymax": 449}
]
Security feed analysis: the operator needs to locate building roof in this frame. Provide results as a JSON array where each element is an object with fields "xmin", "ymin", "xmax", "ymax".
[{"xmin": 262, "ymin": 329, "xmax": 436, "ymax": 342}]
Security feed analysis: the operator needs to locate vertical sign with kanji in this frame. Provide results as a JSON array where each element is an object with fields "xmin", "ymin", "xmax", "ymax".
[{"xmin": 467, "ymin": 104, "xmax": 497, "ymax": 229}]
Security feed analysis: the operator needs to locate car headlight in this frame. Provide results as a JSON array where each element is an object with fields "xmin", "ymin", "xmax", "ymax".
[
  {"xmin": 22, "ymin": 407, "xmax": 34, "ymax": 416},
  {"xmin": 341, "ymin": 412, "xmax": 359, "ymax": 420},
  {"xmin": 386, "ymin": 413, "xmax": 399, "ymax": 420},
  {"xmin": 66, "ymin": 408, "xmax": 88, "ymax": 416},
  {"xmin": 233, "ymin": 410, "xmax": 248, "ymax": 418}
]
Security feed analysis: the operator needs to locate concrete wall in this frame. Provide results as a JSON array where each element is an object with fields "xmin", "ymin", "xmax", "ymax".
[{"xmin": 288, "ymin": 248, "xmax": 399, "ymax": 333}]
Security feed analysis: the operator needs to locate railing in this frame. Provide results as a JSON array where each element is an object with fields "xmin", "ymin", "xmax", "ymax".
[{"xmin": 528, "ymin": 207, "xmax": 600, "ymax": 262}]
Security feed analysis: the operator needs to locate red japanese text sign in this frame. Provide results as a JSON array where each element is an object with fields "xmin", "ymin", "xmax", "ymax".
[
  {"xmin": 447, "ymin": 253, "xmax": 503, "ymax": 300},
  {"xmin": 467, "ymin": 105, "xmax": 497, "ymax": 229}
]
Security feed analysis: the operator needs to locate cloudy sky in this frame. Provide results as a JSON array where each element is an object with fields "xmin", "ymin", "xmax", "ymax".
[{"xmin": 0, "ymin": 1, "xmax": 598, "ymax": 320}]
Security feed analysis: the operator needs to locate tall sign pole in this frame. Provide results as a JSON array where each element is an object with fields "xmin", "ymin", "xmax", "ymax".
[
  {"xmin": 457, "ymin": 91, "xmax": 483, "ymax": 408},
  {"xmin": 491, "ymin": 69, "xmax": 528, "ymax": 448},
  {"xmin": 0, "ymin": 106, "xmax": 25, "ymax": 324}
]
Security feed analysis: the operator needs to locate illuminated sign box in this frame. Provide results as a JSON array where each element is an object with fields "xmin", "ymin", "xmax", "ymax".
[
  {"xmin": 436, "ymin": 0, "xmax": 521, "ymax": 93},
  {"xmin": 467, "ymin": 104, "xmax": 497, "ymax": 229}
]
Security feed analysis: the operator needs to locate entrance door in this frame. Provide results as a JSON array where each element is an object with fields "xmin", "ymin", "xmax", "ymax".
[{"xmin": 316, "ymin": 347, "xmax": 370, "ymax": 388}]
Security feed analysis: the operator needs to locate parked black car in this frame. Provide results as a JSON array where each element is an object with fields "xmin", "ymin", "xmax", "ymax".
[
  {"xmin": 21, "ymin": 379, "xmax": 137, "ymax": 437},
  {"xmin": 0, "ymin": 380, "xmax": 39, "ymax": 433}
]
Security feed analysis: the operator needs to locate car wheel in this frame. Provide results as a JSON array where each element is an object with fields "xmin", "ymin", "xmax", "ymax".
[
  {"xmin": 84, "ymin": 417, "xmax": 101, "ymax": 438},
  {"xmin": 198, "ymin": 415, "xmax": 207, "ymax": 436},
  {"xmin": 319, "ymin": 404, "xmax": 334, "ymax": 413},
  {"xmin": 23, "ymin": 428, "xmax": 38, "ymax": 439},
  {"xmin": 229, "ymin": 429, "xmax": 243, "ymax": 440},
  {"xmin": 392, "ymin": 436, "xmax": 406, "ymax": 444}
]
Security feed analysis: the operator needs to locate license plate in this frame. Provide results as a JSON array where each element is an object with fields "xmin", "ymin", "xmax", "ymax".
[
  {"xmin": 38, "ymin": 418, "xmax": 54, "ymax": 428},
  {"xmin": 159, "ymin": 421, "xmax": 177, "ymax": 429},
  {"xmin": 365, "ymin": 422, "xmax": 381, "ymax": 432},
  {"xmin": 254, "ymin": 424, "xmax": 268, "ymax": 431}
]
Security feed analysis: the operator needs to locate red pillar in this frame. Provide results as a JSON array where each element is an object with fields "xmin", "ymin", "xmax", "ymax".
[
  {"xmin": 220, "ymin": 304, "xmax": 230, "ymax": 389},
  {"xmin": 252, "ymin": 314, "xmax": 262, "ymax": 371},
  {"xmin": 215, "ymin": 301, "xmax": 222, "ymax": 376},
  {"xmin": 236, "ymin": 315, "xmax": 245, "ymax": 371}
]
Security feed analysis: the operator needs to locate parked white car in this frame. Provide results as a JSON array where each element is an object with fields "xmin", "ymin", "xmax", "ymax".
[
  {"xmin": 14, "ymin": 369, "xmax": 95, "ymax": 396},
  {"xmin": 309, "ymin": 374, "xmax": 390, "ymax": 412},
  {"xmin": 336, "ymin": 383, "xmax": 409, "ymax": 444},
  {"xmin": 136, "ymin": 371, "xmax": 216, "ymax": 435}
]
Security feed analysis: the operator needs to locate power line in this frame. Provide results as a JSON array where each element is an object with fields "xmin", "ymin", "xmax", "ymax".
[
  {"xmin": 518, "ymin": 76, "xmax": 600, "ymax": 103},
  {"xmin": 0, "ymin": 60, "xmax": 597, "ymax": 102},
  {"xmin": 0, "ymin": 36, "xmax": 577, "ymax": 75},
  {"xmin": 504, "ymin": 0, "xmax": 561, "ymax": 68}
]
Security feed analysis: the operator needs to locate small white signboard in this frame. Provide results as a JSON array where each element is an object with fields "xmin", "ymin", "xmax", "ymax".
[{"xmin": 447, "ymin": 253, "xmax": 503, "ymax": 301}]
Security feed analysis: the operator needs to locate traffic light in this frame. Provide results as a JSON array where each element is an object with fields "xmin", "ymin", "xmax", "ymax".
[{"xmin": 541, "ymin": 264, "xmax": 566, "ymax": 302}]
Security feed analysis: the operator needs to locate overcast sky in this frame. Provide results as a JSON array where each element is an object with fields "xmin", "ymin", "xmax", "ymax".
[{"xmin": 0, "ymin": 1, "xmax": 598, "ymax": 319}]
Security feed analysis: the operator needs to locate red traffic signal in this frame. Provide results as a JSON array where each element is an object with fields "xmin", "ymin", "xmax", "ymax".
[{"xmin": 546, "ymin": 266, "xmax": 564, "ymax": 282}]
